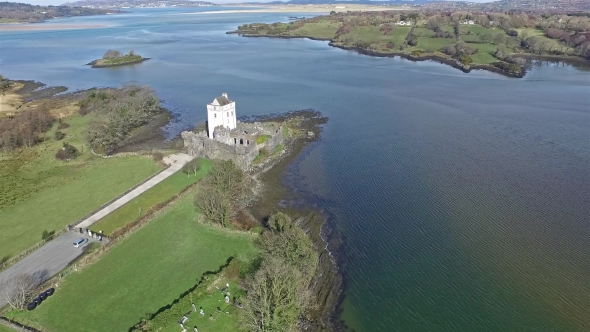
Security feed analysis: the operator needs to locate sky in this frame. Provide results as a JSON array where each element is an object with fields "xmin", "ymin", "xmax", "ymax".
[{"xmin": 23, "ymin": 0, "xmax": 494, "ymax": 7}]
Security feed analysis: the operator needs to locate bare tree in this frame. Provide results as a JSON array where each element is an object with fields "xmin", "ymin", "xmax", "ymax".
[
  {"xmin": 239, "ymin": 258, "xmax": 313, "ymax": 332},
  {"xmin": 0, "ymin": 270, "xmax": 48, "ymax": 309},
  {"xmin": 102, "ymin": 49, "xmax": 121, "ymax": 59},
  {"xmin": 182, "ymin": 158, "xmax": 201, "ymax": 177}
]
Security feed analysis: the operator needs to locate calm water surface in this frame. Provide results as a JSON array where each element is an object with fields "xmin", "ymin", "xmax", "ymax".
[{"xmin": 1, "ymin": 8, "xmax": 589, "ymax": 331}]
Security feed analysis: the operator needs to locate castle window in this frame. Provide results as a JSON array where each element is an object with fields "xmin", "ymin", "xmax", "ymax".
[
  {"xmin": 234, "ymin": 138, "xmax": 237, "ymax": 144},
  {"xmin": 240, "ymin": 138, "xmax": 243, "ymax": 145},
  {"xmin": 214, "ymin": 114, "xmax": 217, "ymax": 118},
  {"xmin": 247, "ymin": 140, "xmax": 249, "ymax": 145}
]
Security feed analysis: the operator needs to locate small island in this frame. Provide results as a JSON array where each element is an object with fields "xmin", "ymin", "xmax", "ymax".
[{"xmin": 88, "ymin": 50, "xmax": 149, "ymax": 68}]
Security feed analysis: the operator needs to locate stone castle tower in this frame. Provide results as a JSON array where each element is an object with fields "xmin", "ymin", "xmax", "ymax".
[{"xmin": 207, "ymin": 92, "xmax": 237, "ymax": 139}]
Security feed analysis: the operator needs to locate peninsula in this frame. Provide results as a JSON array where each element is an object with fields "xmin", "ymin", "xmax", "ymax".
[
  {"xmin": 229, "ymin": 11, "xmax": 590, "ymax": 78},
  {"xmin": 88, "ymin": 50, "xmax": 149, "ymax": 68}
]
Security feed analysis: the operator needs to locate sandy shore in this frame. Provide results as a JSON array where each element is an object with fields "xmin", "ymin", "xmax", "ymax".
[
  {"xmin": 0, "ymin": 24, "xmax": 108, "ymax": 31},
  {"xmin": 190, "ymin": 4, "xmax": 405, "ymax": 14}
]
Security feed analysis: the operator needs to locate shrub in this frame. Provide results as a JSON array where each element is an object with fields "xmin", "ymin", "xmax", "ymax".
[
  {"xmin": 41, "ymin": 230, "xmax": 55, "ymax": 242},
  {"xmin": 0, "ymin": 108, "xmax": 54, "ymax": 151},
  {"xmin": 57, "ymin": 120, "xmax": 70, "ymax": 130},
  {"xmin": 507, "ymin": 28, "xmax": 519, "ymax": 37},
  {"xmin": 259, "ymin": 147, "xmax": 270, "ymax": 157},
  {"xmin": 54, "ymin": 130, "xmax": 65, "ymax": 140},
  {"xmin": 55, "ymin": 142, "xmax": 79, "ymax": 161},
  {"xmin": 152, "ymin": 151, "xmax": 164, "ymax": 163}
]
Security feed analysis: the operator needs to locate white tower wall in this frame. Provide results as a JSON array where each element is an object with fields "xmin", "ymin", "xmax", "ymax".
[{"xmin": 207, "ymin": 93, "xmax": 237, "ymax": 139}]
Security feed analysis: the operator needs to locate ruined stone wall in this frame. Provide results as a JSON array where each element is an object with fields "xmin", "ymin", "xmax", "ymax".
[{"xmin": 181, "ymin": 122, "xmax": 284, "ymax": 170}]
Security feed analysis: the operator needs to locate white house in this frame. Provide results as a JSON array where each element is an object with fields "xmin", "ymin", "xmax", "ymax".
[
  {"xmin": 207, "ymin": 93, "xmax": 237, "ymax": 139},
  {"xmin": 461, "ymin": 20, "xmax": 475, "ymax": 25},
  {"xmin": 395, "ymin": 20, "xmax": 412, "ymax": 26}
]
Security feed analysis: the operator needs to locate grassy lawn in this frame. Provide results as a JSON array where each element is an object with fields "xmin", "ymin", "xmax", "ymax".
[
  {"xmin": 291, "ymin": 21, "xmax": 340, "ymax": 39},
  {"xmin": 10, "ymin": 194, "xmax": 257, "ymax": 332},
  {"xmin": 0, "ymin": 114, "xmax": 161, "ymax": 258},
  {"xmin": 417, "ymin": 37, "xmax": 455, "ymax": 52},
  {"xmin": 158, "ymin": 279, "xmax": 244, "ymax": 332},
  {"xmin": 470, "ymin": 43, "xmax": 499, "ymax": 64},
  {"xmin": 90, "ymin": 159, "xmax": 212, "ymax": 235},
  {"xmin": 347, "ymin": 26, "xmax": 386, "ymax": 43}
]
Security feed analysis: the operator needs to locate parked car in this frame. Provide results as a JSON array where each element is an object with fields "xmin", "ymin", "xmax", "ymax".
[{"xmin": 73, "ymin": 238, "xmax": 88, "ymax": 248}]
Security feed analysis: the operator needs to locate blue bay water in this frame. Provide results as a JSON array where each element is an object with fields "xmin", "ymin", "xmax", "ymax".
[{"xmin": 1, "ymin": 8, "xmax": 589, "ymax": 331}]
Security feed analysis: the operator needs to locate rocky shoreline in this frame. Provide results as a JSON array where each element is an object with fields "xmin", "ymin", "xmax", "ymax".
[
  {"xmin": 240, "ymin": 110, "xmax": 343, "ymax": 331},
  {"xmin": 86, "ymin": 57, "xmax": 150, "ymax": 68},
  {"xmin": 227, "ymin": 31, "xmax": 529, "ymax": 78}
]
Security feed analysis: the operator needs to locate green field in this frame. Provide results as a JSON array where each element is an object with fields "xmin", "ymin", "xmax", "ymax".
[
  {"xmin": 291, "ymin": 21, "xmax": 340, "ymax": 39},
  {"xmin": 416, "ymin": 37, "xmax": 455, "ymax": 52},
  {"xmin": 11, "ymin": 194, "xmax": 257, "ymax": 332},
  {"xmin": 90, "ymin": 159, "xmax": 212, "ymax": 235},
  {"xmin": 0, "ymin": 114, "xmax": 161, "ymax": 258}
]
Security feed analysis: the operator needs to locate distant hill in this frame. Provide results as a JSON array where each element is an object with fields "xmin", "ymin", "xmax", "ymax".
[
  {"xmin": 0, "ymin": 2, "xmax": 121, "ymax": 23},
  {"xmin": 62, "ymin": 0, "xmax": 217, "ymax": 9},
  {"xmin": 243, "ymin": 0, "xmax": 444, "ymax": 4}
]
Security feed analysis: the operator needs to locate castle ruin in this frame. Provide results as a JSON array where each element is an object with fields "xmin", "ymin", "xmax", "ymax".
[{"xmin": 181, "ymin": 93, "xmax": 284, "ymax": 170}]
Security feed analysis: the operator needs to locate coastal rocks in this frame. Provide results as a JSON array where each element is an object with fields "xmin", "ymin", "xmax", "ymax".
[{"xmin": 85, "ymin": 58, "xmax": 150, "ymax": 68}]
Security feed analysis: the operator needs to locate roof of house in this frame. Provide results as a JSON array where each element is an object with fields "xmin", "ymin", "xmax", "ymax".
[{"xmin": 212, "ymin": 95, "xmax": 232, "ymax": 106}]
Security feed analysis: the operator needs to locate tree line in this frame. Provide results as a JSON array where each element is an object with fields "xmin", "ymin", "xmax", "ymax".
[
  {"xmin": 81, "ymin": 84, "xmax": 164, "ymax": 154},
  {"xmin": 0, "ymin": 108, "xmax": 54, "ymax": 152},
  {"xmin": 193, "ymin": 160, "xmax": 320, "ymax": 331}
]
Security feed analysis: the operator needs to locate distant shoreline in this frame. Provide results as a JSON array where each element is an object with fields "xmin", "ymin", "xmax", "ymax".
[
  {"xmin": 0, "ymin": 23, "xmax": 109, "ymax": 31},
  {"xmin": 185, "ymin": 4, "xmax": 404, "ymax": 15}
]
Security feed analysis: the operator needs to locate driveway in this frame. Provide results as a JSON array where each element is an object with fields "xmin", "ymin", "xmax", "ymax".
[{"xmin": 0, "ymin": 233, "xmax": 99, "ymax": 308}]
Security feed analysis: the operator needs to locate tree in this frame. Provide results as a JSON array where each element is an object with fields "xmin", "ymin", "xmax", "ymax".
[
  {"xmin": 494, "ymin": 33, "xmax": 506, "ymax": 45},
  {"xmin": 195, "ymin": 185, "xmax": 232, "ymax": 227},
  {"xmin": 102, "ymin": 49, "xmax": 121, "ymax": 59},
  {"xmin": 194, "ymin": 160, "xmax": 247, "ymax": 227},
  {"xmin": 258, "ymin": 224, "xmax": 318, "ymax": 284},
  {"xmin": 239, "ymin": 257, "xmax": 313, "ymax": 332},
  {"xmin": 0, "ymin": 271, "xmax": 47, "ymax": 309},
  {"xmin": 182, "ymin": 158, "xmax": 201, "ymax": 177},
  {"xmin": 268, "ymin": 212, "xmax": 291, "ymax": 232}
]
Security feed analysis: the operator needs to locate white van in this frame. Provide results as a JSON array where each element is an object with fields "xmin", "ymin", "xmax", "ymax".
[{"xmin": 73, "ymin": 238, "xmax": 88, "ymax": 248}]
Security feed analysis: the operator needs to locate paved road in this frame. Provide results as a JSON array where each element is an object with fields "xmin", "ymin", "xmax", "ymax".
[
  {"xmin": 0, "ymin": 233, "xmax": 99, "ymax": 308},
  {"xmin": 0, "ymin": 153, "xmax": 194, "ymax": 309}
]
